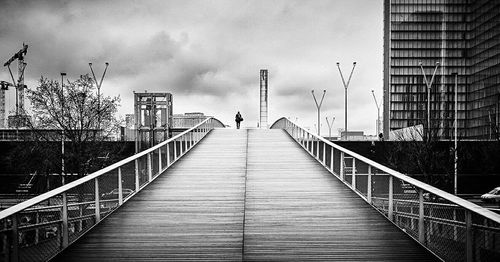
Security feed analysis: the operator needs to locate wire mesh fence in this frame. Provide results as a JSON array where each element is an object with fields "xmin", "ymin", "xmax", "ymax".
[
  {"xmin": 0, "ymin": 117, "xmax": 224, "ymax": 262},
  {"xmin": 271, "ymin": 117, "xmax": 500, "ymax": 262}
]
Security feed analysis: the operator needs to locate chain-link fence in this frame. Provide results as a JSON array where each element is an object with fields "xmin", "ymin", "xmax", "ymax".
[
  {"xmin": 0, "ymin": 117, "xmax": 225, "ymax": 262},
  {"xmin": 271, "ymin": 117, "xmax": 500, "ymax": 262}
]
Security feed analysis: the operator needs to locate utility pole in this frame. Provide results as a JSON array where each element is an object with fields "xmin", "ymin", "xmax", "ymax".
[
  {"xmin": 371, "ymin": 89, "xmax": 381, "ymax": 136},
  {"xmin": 336, "ymin": 62, "xmax": 356, "ymax": 140},
  {"xmin": 325, "ymin": 116, "xmax": 335, "ymax": 138},
  {"xmin": 89, "ymin": 62, "xmax": 109, "ymax": 131},
  {"xmin": 311, "ymin": 90, "xmax": 326, "ymax": 136},
  {"xmin": 419, "ymin": 61, "xmax": 440, "ymax": 139}
]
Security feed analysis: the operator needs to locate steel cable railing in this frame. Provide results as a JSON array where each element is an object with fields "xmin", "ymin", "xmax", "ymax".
[
  {"xmin": 0, "ymin": 117, "xmax": 225, "ymax": 262},
  {"xmin": 271, "ymin": 117, "xmax": 500, "ymax": 262}
]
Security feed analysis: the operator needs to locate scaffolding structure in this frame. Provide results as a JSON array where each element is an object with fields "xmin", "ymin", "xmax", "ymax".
[{"xmin": 134, "ymin": 92, "xmax": 173, "ymax": 152}]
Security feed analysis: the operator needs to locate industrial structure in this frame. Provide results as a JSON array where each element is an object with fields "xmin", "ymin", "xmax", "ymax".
[
  {"xmin": 134, "ymin": 91, "xmax": 173, "ymax": 152},
  {"xmin": 259, "ymin": 69, "xmax": 268, "ymax": 128},
  {"xmin": 1, "ymin": 43, "xmax": 29, "ymax": 128},
  {"xmin": 383, "ymin": 0, "xmax": 500, "ymax": 140}
]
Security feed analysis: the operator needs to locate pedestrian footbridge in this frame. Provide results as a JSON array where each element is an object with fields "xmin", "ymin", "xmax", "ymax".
[{"xmin": 1, "ymin": 117, "xmax": 499, "ymax": 261}]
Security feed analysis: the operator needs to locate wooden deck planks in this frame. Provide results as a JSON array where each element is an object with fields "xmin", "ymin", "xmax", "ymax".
[
  {"xmin": 54, "ymin": 129, "xmax": 247, "ymax": 261},
  {"xmin": 52, "ymin": 128, "xmax": 438, "ymax": 261},
  {"xmin": 242, "ymin": 129, "xmax": 438, "ymax": 261}
]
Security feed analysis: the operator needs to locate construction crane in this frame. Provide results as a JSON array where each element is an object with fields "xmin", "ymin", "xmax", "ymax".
[{"xmin": 2, "ymin": 43, "xmax": 28, "ymax": 128}]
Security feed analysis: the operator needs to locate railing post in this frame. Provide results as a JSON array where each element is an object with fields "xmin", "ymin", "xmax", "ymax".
[
  {"xmin": 388, "ymin": 176, "xmax": 393, "ymax": 221},
  {"xmin": 166, "ymin": 143, "xmax": 170, "ymax": 168},
  {"xmin": 352, "ymin": 158, "xmax": 356, "ymax": 190},
  {"xmin": 62, "ymin": 192, "xmax": 69, "ymax": 248},
  {"xmin": 95, "ymin": 178, "xmax": 100, "ymax": 222},
  {"xmin": 465, "ymin": 210, "xmax": 473, "ymax": 262},
  {"xmin": 453, "ymin": 209, "xmax": 458, "ymax": 241},
  {"xmin": 12, "ymin": 213, "xmax": 18, "ymax": 262},
  {"xmin": 173, "ymin": 139, "xmax": 177, "ymax": 161},
  {"xmin": 147, "ymin": 153, "xmax": 152, "ymax": 182},
  {"xmin": 158, "ymin": 147, "xmax": 163, "ymax": 172},
  {"xmin": 322, "ymin": 142, "xmax": 326, "ymax": 166},
  {"xmin": 330, "ymin": 146, "xmax": 334, "ymax": 172},
  {"xmin": 184, "ymin": 134, "xmax": 188, "ymax": 153},
  {"xmin": 134, "ymin": 159, "xmax": 139, "ymax": 192},
  {"xmin": 118, "ymin": 167, "xmax": 123, "ymax": 205},
  {"xmin": 340, "ymin": 152, "xmax": 345, "ymax": 181},
  {"xmin": 367, "ymin": 165, "xmax": 372, "ymax": 204},
  {"xmin": 418, "ymin": 188, "xmax": 425, "ymax": 243},
  {"xmin": 316, "ymin": 138, "xmax": 320, "ymax": 160}
]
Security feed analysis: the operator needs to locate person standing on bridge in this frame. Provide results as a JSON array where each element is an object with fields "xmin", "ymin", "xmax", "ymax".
[{"xmin": 235, "ymin": 111, "xmax": 243, "ymax": 129}]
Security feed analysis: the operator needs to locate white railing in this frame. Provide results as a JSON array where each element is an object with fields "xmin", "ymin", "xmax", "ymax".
[
  {"xmin": 0, "ymin": 117, "xmax": 225, "ymax": 262},
  {"xmin": 271, "ymin": 117, "xmax": 500, "ymax": 262}
]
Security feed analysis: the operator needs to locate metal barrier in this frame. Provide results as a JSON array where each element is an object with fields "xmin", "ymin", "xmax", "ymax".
[
  {"xmin": 271, "ymin": 117, "xmax": 500, "ymax": 262},
  {"xmin": 0, "ymin": 117, "xmax": 225, "ymax": 262}
]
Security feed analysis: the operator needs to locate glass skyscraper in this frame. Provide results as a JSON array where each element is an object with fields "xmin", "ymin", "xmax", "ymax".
[{"xmin": 383, "ymin": 0, "xmax": 500, "ymax": 140}]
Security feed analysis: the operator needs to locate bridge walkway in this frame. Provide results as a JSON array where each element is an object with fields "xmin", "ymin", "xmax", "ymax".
[{"xmin": 54, "ymin": 129, "xmax": 437, "ymax": 261}]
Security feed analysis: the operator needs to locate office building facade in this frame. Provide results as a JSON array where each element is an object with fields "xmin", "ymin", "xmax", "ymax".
[{"xmin": 383, "ymin": 0, "xmax": 500, "ymax": 140}]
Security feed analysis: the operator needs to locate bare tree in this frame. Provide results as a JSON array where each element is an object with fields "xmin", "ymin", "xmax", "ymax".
[{"xmin": 21, "ymin": 74, "xmax": 122, "ymax": 183}]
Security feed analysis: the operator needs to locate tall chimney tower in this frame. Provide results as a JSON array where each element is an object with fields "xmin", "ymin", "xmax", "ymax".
[{"xmin": 259, "ymin": 69, "xmax": 268, "ymax": 128}]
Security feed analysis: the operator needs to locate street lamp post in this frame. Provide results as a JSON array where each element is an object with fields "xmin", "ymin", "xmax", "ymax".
[
  {"xmin": 60, "ymin": 72, "xmax": 66, "ymax": 185},
  {"xmin": 371, "ymin": 89, "xmax": 381, "ymax": 136},
  {"xmin": 325, "ymin": 116, "xmax": 335, "ymax": 138},
  {"xmin": 336, "ymin": 62, "xmax": 356, "ymax": 140},
  {"xmin": 419, "ymin": 61, "xmax": 440, "ymax": 138},
  {"xmin": 311, "ymin": 90, "xmax": 327, "ymax": 136},
  {"xmin": 89, "ymin": 62, "xmax": 109, "ymax": 130}
]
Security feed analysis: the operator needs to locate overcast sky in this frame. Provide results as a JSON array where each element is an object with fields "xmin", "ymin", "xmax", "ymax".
[{"xmin": 0, "ymin": 0, "xmax": 383, "ymax": 136}]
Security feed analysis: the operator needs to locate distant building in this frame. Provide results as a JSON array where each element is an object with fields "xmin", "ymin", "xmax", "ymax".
[
  {"xmin": 172, "ymin": 112, "xmax": 209, "ymax": 129},
  {"xmin": 339, "ymin": 131, "xmax": 377, "ymax": 141},
  {"xmin": 384, "ymin": 0, "xmax": 500, "ymax": 140}
]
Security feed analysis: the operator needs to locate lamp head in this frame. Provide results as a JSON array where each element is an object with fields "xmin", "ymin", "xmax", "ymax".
[
  {"xmin": 353, "ymin": 62, "xmax": 357, "ymax": 65},
  {"xmin": 371, "ymin": 89, "xmax": 374, "ymax": 93},
  {"xmin": 61, "ymin": 72, "xmax": 66, "ymax": 76},
  {"xmin": 436, "ymin": 62, "xmax": 440, "ymax": 65},
  {"xmin": 105, "ymin": 62, "xmax": 109, "ymax": 66},
  {"xmin": 89, "ymin": 62, "xmax": 92, "ymax": 66},
  {"xmin": 336, "ymin": 62, "xmax": 340, "ymax": 66},
  {"xmin": 418, "ymin": 61, "xmax": 423, "ymax": 66}
]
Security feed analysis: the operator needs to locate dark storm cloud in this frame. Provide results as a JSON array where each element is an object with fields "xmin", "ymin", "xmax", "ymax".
[{"xmin": 0, "ymin": 0, "xmax": 383, "ymax": 134}]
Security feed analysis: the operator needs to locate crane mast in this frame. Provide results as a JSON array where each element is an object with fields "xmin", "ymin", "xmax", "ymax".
[{"xmin": 2, "ymin": 43, "xmax": 28, "ymax": 128}]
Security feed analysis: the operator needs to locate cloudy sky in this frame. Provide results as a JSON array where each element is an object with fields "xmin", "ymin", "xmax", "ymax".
[{"xmin": 0, "ymin": 0, "xmax": 383, "ymax": 136}]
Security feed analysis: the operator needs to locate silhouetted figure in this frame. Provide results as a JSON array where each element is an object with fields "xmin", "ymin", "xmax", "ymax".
[{"xmin": 235, "ymin": 111, "xmax": 243, "ymax": 129}]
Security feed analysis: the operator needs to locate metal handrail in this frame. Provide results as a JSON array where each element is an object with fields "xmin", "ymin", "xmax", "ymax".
[
  {"xmin": 0, "ymin": 117, "xmax": 223, "ymax": 220},
  {"xmin": 270, "ymin": 117, "xmax": 500, "ymax": 224},
  {"xmin": 271, "ymin": 117, "xmax": 500, "ymax": 262}
]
